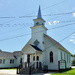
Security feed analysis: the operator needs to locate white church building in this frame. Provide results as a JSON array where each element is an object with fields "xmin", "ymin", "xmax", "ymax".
[{"xmin": 22, "ymin": 6, "xmax": 71, "ymax": 71}]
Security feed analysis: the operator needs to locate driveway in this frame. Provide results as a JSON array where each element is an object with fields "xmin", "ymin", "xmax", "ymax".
[
  {"xmin": 0, "ymin": 69, "xmax": 56, "ymax": 75},
  {"xmin": 72, "ymin": 66, "xmax": 75, "ymax": 68},
  {"xmin": 0, "ymin": 69, "xmax": 16, "ymax": 74}
]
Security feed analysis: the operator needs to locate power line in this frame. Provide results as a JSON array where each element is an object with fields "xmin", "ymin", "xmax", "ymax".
[
  {"xmin": 42, "ymin": 0, "xmax": 66, "ymax": 10},
  {"xmin": 0, "ymin": 11, "xmax": 74, "ymax": 19},
  {"xmin": 0, "ymin": 33, "xmax": 30, "ymax": 41},
  {"xmin": 0, "ymin": 0, "xmax": 66, "ymax": 24},
  {"xmin": 0, "ymin": 22, "xmax": 75, "ymax": 41},
  {"xmin": 0, "ymin": 23, "xmax": 33, "ymax": 28},
  {"xmin": 43, "ymin": 12, "xmax": 74, "ymax": 16},
  {"xmin": 45, "ymin": 31, "xmax": 75, "ymax": 50},
  {"xmin": 0, "ymin": 26, "xmax": 26, "ymax": 35},
  {"xmin": 48, "ymin": 23, "xmax": 75, "ymax": 30},
  {"xmin": 0, "ymin": 17, "xmax": 15, "ymax": 19},
  {"xmin": 0, "ymin": 26, "xmax": 74, "ymax": 55},
  {"xmin": 20, "ymin": 11, "xmax": 74, "ymax": 18},
  {"xmin": 0, "ymin": 21, "xmax": 75, "ymax": 36},
  {"xmin": 0, "ymin": 19, "xmax": 75, "ymax": 28},
  {"xmin": 47, "ymin": 19, "xmax": 75, "ymax": 25}
]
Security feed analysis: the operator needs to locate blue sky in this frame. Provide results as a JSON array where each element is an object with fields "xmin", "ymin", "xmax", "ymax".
[{"xmin": 0, "ymin": 0, "xmax": 75, "ymax": 54}]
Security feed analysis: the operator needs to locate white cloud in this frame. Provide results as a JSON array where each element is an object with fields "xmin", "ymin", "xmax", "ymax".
[
  {"xmin": 53, "ymin": 21, "xmax": 60, "ymax": 25},
  {"xmin": 69, "ymin": 33, "xmax": 75, "ymax": 44},
  {"xmin": 70, "ymin": 39, "xmax": 75, "ymax": 44},
  {"xmin": 70, "ymin": 39, "xmax": 74, "ymax": 42},
  {"xmin": 48, "ymin": 22, "xmax": 52, "ymax": 25},
  {"xmin": 73, "ymin": 13, "xmax": 75, "ymax": 17},
  {"xmin": 70, "ymin": 34, "xmax": 75, "ymax": 44},
  {"xmin": 48, "ymin": 21, "xmax": 60, "ymax": 25}
]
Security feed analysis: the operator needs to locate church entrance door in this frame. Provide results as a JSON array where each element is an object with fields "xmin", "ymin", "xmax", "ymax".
[{"xmin": 27, "ymin": 54, "xmax": 30, "ymax": 67}]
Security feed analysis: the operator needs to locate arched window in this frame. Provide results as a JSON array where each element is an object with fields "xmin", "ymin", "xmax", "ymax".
[
  {"xmin": 50, "ymin": 51, "xmax": 53, "ymax": 63},
  {"xmin": 36, "ymin": 56, "xmax": 39, "ymax": 61},
  {"xmin": 36, "ymin": 22, "xmax": 39, "ymax": 25}
]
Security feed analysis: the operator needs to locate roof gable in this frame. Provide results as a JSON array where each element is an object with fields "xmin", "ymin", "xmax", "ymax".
[
  {"xmin": 13, "ymin": 51, "xmax": 22, "ymax": 56},
  {"xmin": 44, "ymin": 34, "xmax": 71, "ymax": 54},
  {"xmin": 22, "ymin": 39, "xmax": 31, "ymax": 52},
  {"xmin": 22, "ymin": 44, "xmax": 36, "ymax": 54}
]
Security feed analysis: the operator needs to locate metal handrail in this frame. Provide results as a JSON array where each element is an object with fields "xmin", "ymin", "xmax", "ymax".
[{"xmin": 17, "ymin": 63, "xmax": 23, "ymax": 74}]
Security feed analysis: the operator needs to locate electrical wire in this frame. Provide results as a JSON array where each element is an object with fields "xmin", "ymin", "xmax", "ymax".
[
  {"xmin": 20, "ymin": 11, "xmax": 74, "ymax": 18},
  {"xmin": 0, "ymin": 0, "xmax": 66, "ymax": 24},
  {"xmin": 0, "ymin": 11, "xmax": 74, "ymax": 19},
  {"xmin": 45, "ymin": 31, "xmax": 75, "ymax": 50},
  {"xmin": 0, "ymin": 22, "xmax": 75, "ymax": 41},
  {"xmin": 0, "ymin": 19, "xmax": 75, "ymax": 28}
]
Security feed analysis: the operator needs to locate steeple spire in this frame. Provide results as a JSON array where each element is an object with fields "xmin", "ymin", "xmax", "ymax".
[
  {"xmin": 37, "ymin": 5, "xmax": 42, "ymax": 19},
  {"xmin": 33, "ymin": 6, "xmax": 45, "ymax": 26}
]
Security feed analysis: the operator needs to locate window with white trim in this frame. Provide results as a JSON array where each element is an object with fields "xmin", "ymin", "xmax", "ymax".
[
  {"xmin": 10, "ymin": 59, "xmax": 14, "ymax": 64},
  {"xmin": 50, "ymin": 51, "xmax": 53, "ymax": 63}
]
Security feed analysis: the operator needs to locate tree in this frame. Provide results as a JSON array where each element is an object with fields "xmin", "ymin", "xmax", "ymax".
[
  {"xmin": 72, "ymin": 59, "xmax": 75, "ymax": 66},
  {"xmin": 73, "ymin": 54, "xmax": 75, "ymax": 57},
  {"xmin": 71, "ymin": 54, "xmax": 74, "ymax": 57},
  {"xmin": 71, "ymin": 54, "xmax": 75, "ymax": 57},
  {"xmin": 0, "ymin": 49, "xmax": 2, "ymax": 51}
]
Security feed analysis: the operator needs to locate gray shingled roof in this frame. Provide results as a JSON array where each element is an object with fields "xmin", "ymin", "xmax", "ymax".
[
  {"xmin": 44, "ymin": 34, "xmax": 71, "ymax": 54},
  {"xmin": 30, "ymin": 44, "xmax": 42, "ymax": 51},
  {"xmin": 0, "ymin": 51, "xmax": 22, "ymax": 59},
  {"xmin": 13, "ymin": 51, "xmax": 22, "ymax": 56},
  {"xmin": 0, "ymin": 51, "xmax": 15, "ymax": 59}
]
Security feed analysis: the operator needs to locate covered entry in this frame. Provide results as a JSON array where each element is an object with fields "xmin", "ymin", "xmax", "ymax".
[{"xmin": 22, "ymin": 44, "xmax": 42, "ymax": 69}]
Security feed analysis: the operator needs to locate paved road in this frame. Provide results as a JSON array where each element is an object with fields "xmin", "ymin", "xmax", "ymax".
[
  {"xmin": 0, "ymin": 69, "xmax": 55, "ymax": 75},
  {"xmin": 72, "ymin": 66, "xmax": 75, "ymax": 68},
  {"xmin": 0, "ymin": 69, "xmax": 16, "ymax": 74},
  {"xmin": 0, "ymin": 66, "xmax": 74, "ymax": 75}
]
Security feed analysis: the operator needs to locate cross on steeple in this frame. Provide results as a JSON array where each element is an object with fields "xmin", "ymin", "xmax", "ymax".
[{"xmin": 37, "ymin": 5, "xmax": 42, "ymax": 19}]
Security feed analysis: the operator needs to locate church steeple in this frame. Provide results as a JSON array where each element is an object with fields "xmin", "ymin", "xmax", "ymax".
[
  {"xmin": 31, "ymin": 6, "xmax": 48, "ymax": 50},
  {"xmin": 33, "ymin": 6, "xmax": 45, "ymax": 26},
  {"xmin": 37, "ymin": 5, "xmax": 42, "ymax": 19}
]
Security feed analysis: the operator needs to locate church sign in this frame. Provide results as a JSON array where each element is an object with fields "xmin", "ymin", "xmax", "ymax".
[{"xmin": 58, "ymin": 60, "xmax": 66, "ymax": 70}]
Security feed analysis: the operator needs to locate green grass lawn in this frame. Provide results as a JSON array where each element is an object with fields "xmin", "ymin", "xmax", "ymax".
[{"xmin": 52, "ymin": 68, "xmax": 75, "ymax": 75}]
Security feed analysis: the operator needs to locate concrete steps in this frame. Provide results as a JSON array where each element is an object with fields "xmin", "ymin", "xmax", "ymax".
[
  {"xmin": 19, "ymin": 68, "xmax": 29, "ymax": 74},
  {"xmin": 32, "ymin": 68, "xmax": 43, "ymax": 73},
  {"xmin": 19, "ymin": 68, "xmax": 43, "ymax": 74}
]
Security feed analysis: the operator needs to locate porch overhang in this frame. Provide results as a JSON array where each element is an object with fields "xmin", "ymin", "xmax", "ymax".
[
  {"xmin": 23, "ymin": 44, "xmax": 42, "ymax": 54},
  {"xmin": 30, "ymin": 44, "xmax": 42, "ymax": 52}
]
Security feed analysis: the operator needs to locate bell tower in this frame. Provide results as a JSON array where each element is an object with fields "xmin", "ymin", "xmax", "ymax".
[
  {"xmin": 31, "ymin": 6, "xmax": 48, "ymax": 50},
  {"xmin": 33, "ymin": 6, "xmax": 45, "ymax": 26}
]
